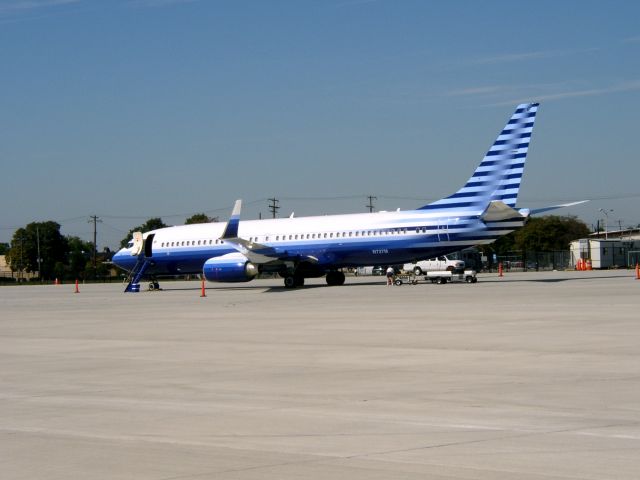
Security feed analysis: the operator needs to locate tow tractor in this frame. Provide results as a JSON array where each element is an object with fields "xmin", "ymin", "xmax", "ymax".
[{"xmin": 393, "ymin": 269, "xmax": 478, "ymax": 285}]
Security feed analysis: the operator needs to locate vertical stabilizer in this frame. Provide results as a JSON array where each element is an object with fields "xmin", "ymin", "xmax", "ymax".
[{"xmin": 420, "ymin": 102, "xmax": 539, "ymax": 210}]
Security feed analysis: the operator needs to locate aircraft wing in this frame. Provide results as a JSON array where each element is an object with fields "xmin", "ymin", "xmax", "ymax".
[{"xmin": 220, "ymin": 200, "xmax": 319, "ymax": 265}]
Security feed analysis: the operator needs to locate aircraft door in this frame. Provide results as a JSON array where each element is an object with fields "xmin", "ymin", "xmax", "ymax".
[
  {"xmin": 438, "ymin": 220, "xmax": 450, "ymax": 242},
  {"xmin": 144, "ymin": 234, "xmax": 155, "ymax": 258}
]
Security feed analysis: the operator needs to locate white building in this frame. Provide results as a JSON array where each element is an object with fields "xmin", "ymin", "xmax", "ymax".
[{"xmin": 570, "ymin": 239, "xmax": 640, "ymax": 269}]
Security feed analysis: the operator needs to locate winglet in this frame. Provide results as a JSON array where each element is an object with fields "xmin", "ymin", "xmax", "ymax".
[{"xmin": 221, "ymin": 199, "xmax": 242, "ymax": 239}]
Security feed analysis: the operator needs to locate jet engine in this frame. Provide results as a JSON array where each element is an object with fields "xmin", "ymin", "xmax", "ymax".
[{"xmin": 203, "ymin": 253, "xmax": 259, "ymax": 283}]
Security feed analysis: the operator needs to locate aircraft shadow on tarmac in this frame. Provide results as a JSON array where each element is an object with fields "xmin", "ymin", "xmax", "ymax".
[
  {"xmin": 148, "ymin": 280, "xmax": 385, "ymax": 293},
  {"xmin": 139, "ymin": 273, "xmax": 632, "ymax": 293},
  {"xmin": 481, "ymin": 274, "xmax": 632, "ymax": 283}
]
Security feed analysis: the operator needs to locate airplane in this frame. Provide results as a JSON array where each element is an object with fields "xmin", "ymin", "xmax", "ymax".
[{"xmin": 112, "ymin": 102, "xmax": 585, "ymax": 291}]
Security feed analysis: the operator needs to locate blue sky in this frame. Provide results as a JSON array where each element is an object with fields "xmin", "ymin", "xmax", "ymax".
[{"xmin": 1, "ymin": 0, "xmax": 639, "ymax": 249}]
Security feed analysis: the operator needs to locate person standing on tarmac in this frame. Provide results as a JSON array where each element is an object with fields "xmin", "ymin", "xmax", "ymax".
[{"xmin": 386, "ymin": 266, "xmax": 395, "ymax": 286}]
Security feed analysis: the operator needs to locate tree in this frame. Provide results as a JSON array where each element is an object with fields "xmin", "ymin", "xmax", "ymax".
[
  {"xmin": 479, "ymin": 215, "xmax": 590, "ymax": 257},
  {"xmin": 185, "ymin": 213, "xmax": 216, "ymax": 224},
  {"xmin": 6, "ymin": 222, "xmax": 68, "ymax": 280},
  {"xmin": 65, "ymin": 236, "xmax": 93, "ymax": 279},
  {"xmin": 120, "ymin": 218, "xmax": 167, "ymax": 248},
  {"xmin": 512, "ymin": 215, "xmax": 590, "ymax": 252},
  {"xmin": 0, "ymin": 243, "xmax": 9, "ymax": 255}
]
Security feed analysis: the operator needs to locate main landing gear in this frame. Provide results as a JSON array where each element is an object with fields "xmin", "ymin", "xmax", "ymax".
[
  {"xmin": 325, "ymin": 271, "xmax": 345, "ymax": 286},
  {"xmin": 148, "ymin": 279, "xmax": 161, "ymax": 291},
  {"xmin": 283, "ymin": 275, "xmax": 305, "ymax": 288},
  {"xmin": 282, "ymin": 270, "xmax": 345, "ymax": 288}
]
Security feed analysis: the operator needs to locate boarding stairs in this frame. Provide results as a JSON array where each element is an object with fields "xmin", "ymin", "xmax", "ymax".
[{"xmin": 124, "ymin": 257, "xmax": 151, "ymax": 292}]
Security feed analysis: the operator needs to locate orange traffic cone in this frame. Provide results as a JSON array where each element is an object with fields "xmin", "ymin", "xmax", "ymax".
[
  {"xmin": 200, "ymin": 277, "xmax": 206, "ymax": 297},
  {"xmin": 498, "ymin": 262, "xmax": 503, "ymax": 277},
  {"xmin": 54, "ymin": 278, "xmax": 59, "ymax": 285},
  {"xmin": 74, "ymin": 279, "xmax": 79, "ymax": 293},
  {"xmin": 635, "ymin": 263, "xmax": 639, "ymax": 280}
]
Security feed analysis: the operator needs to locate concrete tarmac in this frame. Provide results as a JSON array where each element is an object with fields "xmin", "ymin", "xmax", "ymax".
[{"xmin": 1, "ymin": 270, "xmax": 639, "ymax": 479}]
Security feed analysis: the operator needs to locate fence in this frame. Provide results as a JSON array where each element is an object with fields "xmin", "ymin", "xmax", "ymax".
[{"xmin": 493, "ymin": 251, "xmax": 572, "ymax": 272}]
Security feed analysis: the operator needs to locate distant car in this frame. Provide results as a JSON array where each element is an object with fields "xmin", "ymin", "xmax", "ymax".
[
  {"xmin": 403, "ymin": 255, "xmax": 465, "ymax": 275},
  {"xmin": 357, "ymin": 265, "xmax": 407, "ymax": 276},
  {"xmin": 372, "ymin": 266, "xmax": 385, "ymax": 276},
  {"xmin": 355, "ymin": 266, "xmax": 385, "ymax": 276}
]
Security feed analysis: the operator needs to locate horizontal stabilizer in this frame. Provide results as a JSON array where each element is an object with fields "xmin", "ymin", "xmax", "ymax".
[
  {"xmin": 529, "ymin": 200, "xmax": 589, "ymax": 216},
  {"xmin": 481, "ymin": 200, "xmax": 525, "ymax": 222}
]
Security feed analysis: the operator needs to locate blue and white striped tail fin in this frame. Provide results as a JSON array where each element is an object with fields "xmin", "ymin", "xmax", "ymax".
[{"xmin": 420, "ymin": 102, "xmax": 539, "ymax": 211}]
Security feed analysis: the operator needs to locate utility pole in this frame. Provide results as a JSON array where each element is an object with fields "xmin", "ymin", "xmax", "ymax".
[
  {"xmin": 19, "ymin": 235, "xmax": 24, "ymax": 283},
  {"xmin": 88, "ymin": 215, "xmax": 102, "ymax": 273},
  {"xmin": 36, "ymin": 227, "xmax": 42, "ymax": 282},
  {"xmin": 599, "ymin": 208, "xmax": 613, "ymax": 240},
  {"xmin": 268, "ymin": 198, "xmax": 280, "ymax": 219},
  {"xmin": 366, "ymin": 195, "xmax": 377, "ymax": 213}
]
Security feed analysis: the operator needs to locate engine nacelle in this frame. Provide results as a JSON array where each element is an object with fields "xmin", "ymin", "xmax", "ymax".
[{"xmin": 203, "ymin": 253, "xmax": 258, "ymax": 283}]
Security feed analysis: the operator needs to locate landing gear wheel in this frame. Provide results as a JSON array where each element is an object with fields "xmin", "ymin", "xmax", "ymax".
[
  {"xmin": 148, "ymin": 282, "xmax": 155, "ymax": 291},
  {"xmin": 326, "ymin": 271, "xmax": 346, "ymax": 286},
  {"xmin": 284, "ymin": 275, "xmax": 305, "ymax": 288}
]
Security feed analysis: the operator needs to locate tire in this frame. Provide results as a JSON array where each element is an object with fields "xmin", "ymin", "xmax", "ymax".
[
  {"xmin": 437, "ymin": 277, "xmax": 447, "ymax": 284},
  {"xmin": 284, "ymin": 276, "xmax": 297, "ymax": 288},
  {"xmin": 413, "ymin": 267, "xmax": 423, "ymax": 276},
  {"xmin": 465, "ymin": 276, "xmax": 473, "ymax": 283},
  {"xmin": 148, "ymin": 282, "xmax": 155, "ymax": 291},
  {"xmin": 471, "ymin": 277, "xmax": 478, "ymax": 283},
  {"xmin": 394, "ymin": 279, "xmax": 402, "ymax": 286},
  {"xmin": 326, "ymin": 271, "xmax": 346, "ymax": 286}
]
